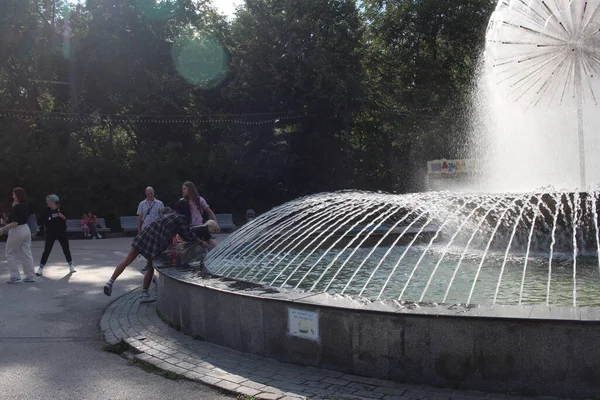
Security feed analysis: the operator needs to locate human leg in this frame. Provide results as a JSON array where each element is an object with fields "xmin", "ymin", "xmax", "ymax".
[
  {"xmin": 140, "ymin": 258, "xmax": 156, "ymax": 303},
  {"xmin": 103, "ymin": 247, "xmax": 139, "ymax": 296},
  {"xmin": 20, "ymin": 232, "xmax": 35, "ymax": 281},
  {"xmin": 5, "ymin": 228, "xmax": 23, "ymax": 282},
  {"xmin": 142, "ymin": 258, "xmax": 154, "ymax": 291},
  {"xmin": 57, "ymin": 232, "xmax": 75, "ymax": 272},
  {"xmin": 40, "ymin": 232, "xmax": 56, "ymax": 266}
]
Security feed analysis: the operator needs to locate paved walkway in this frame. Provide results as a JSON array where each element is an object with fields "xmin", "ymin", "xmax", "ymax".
[
  {"xmin": 0, "ymin": 237, "xmax": 231, "ymax": 400},
  {"xmin": 102, "ymin": 288, "xmax": 546, "ymax": 400}
]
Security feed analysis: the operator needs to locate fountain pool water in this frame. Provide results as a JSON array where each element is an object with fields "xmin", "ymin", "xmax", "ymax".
[{"xmin": 205, "ymin": 191, "xmax": 600, "ymax": 307}]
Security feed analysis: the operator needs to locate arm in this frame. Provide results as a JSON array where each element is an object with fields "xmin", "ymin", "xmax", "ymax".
[
  {"xmin": 178, "ymin": 220, "xmax": 210, "ymax": 248},
  {"xmin": 199, "ymin": 197, "xmax": 219, "ymax": 231},
  {"xmin": 0, "ymin": 222, "xmax": 17, "ymax": 235},
  {"xmin": 136, "ymin": 202, "xmax": 143, "ymax": 233},
  {"xmin": 206, "ymin": 207, "xmax": 217, "ymax": 223}
]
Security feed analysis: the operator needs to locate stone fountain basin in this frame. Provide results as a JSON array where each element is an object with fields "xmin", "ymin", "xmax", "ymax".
[{"xmin": 154, "ymin": 263, "xmax": 600, "ymax": 398}]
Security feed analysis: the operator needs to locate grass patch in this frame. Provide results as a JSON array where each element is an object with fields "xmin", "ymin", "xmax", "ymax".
[
  {"xmin": 191, "ymin": 334, "xmax": 205, "ymax": 341},
  {"xmin": 236, "ymin": 396, "xmax": 259, "ymax": 400},
  {"xmin": 103, "ymin": 340, "xmax": 128, "ymax": 355},
  {"xmin": 156, "ymin": 308, "xmax": 182, "ymax": 331},
  {"xmin": 128, "ymin": 360, "xmax": 184, "ymax": 380}
]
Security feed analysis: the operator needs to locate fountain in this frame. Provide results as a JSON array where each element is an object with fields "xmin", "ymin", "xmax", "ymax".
[{"xmin": 153, "ymin": 1, "xmax": 600, "ymax": 397}]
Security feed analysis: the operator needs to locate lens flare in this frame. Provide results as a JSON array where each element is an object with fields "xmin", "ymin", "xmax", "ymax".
[{"xmin": 172, "ymin": 35, "xmax": 228, "ymax": 89}]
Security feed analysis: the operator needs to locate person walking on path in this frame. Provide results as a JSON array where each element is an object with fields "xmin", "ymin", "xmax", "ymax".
[
  {"xmin": 36, "ymin": 194, "xmax": 76, "ymax": 277},
  {"xmin": 103, "ymin": 201, "xmax": 209, "ymax": 302},
  {"xmin": 0, "ymin": 188, "xmax": 36, "ymax": 283}
]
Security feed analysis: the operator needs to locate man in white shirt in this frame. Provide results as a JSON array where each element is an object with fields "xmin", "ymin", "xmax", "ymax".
[
  {"xmin": 137, "ymin": 187, "xmax": 164, "ymax": 233},
  {"xmin": 137, "ymin": 187, "xmax": 164, "ymax": 273}
]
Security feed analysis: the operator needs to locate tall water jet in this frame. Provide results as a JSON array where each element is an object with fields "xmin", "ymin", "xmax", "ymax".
[{"xmin": 475, "ymin": 0, "xmax": 600, "ymax": 192}]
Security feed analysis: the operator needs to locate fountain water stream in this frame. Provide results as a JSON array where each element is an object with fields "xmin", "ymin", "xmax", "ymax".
[{"xmin": 205, "ymin": 191, "xmax": 600, "ymax": 306}]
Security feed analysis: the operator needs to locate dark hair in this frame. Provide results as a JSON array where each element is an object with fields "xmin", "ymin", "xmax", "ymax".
[
  {"xmin": 13, "ymin": 187, "xmax": 27, "ymax": 204},
  {"xmin": 183, "ymin": 181, "xmax": 199, "ymax": 205},
  {"xmin": 175, "ymin": 199, "xmax": 191, "ymax": 221}
]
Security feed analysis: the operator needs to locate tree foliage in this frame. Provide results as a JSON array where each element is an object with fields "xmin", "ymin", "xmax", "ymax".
[{"xmin": 0, "ymin": 0, "xmax": 495, "ymax": 221}]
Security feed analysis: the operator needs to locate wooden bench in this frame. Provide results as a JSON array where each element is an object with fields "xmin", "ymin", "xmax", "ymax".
[
  {"xmin": 215, "ymin": 214, "xmax": 236, "ymax": 232},
  {"xmin": 120, "ymin": 216, "xmax": 138, "ymax": 234},
  {"xmin": 66, "ymin": 219, "xmax": 81, "ymax": 234}
]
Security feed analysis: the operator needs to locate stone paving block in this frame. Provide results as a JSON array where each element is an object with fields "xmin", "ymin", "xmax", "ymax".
[
  {"xmin": 248, "ymin": 375, "xmax": 276, "ymax": 385},
  {"xmin": 305, "ymin": 366, "xmax": 345, "ymax": 378},
  {"xmin": 353, "ymin": 390, "xmax": 386, "ymax": 399},
  {"xmin": 176, "ymin": 361, "xmax": 196, "ymax": 370},
  {"xmin": 374, "ymin": 386, "xmax": 409, "ymax": 397},
  {"xmin": 222, "ymin": 374, "xmax": 248, "ymax": 384},
  {"xmin": 322, "ymin": 377, "xmax": 351, "ymax": 386},
  {"xmin": 260, "ymin": 386, "xmax": 287, "ymax": 395},
  {"xmin": 206, "ymin": 369, "xmax": 230, "ymax": 380},
  {"xmin": 237, "ymin": 386, "xmax": 262, "ymax": 397},
  {"xmin": 134, "ymin": 353, "xmax": 154, "ymax": 362},
  {"xmin": 365, "ymin": 378, "xmax": 399, "ymax": 388},
  {"xmin": 256, "ymin": 393, "xmax": 282, "ymax": 400},
  {"xmin": 183, "ymin": 371, "xmax": 203, "ymax": 381},
  {"xmin": 253, "ymin": 368, "xmax": 279, "ymax": 378},
  {"xmin": 165, "ymin": 365, "xmax": 188, "ymax": 376},
  {"xmin": 349, "ymin": 382, "xmax": 379, "ymax": 391},
  {"xmin": 341, "ymin": 374, "xmax": 371, "ymax": 383},
  {"xmin": 268, "ymin": 380, "xmax": 307, "ymax": 393},
  {"xmin": 270, "ymin": 374, "xmax": 306, "ymax": 384},
  {"xmin": 215, "ymin": 380, "xmax": 240, "ymax": 392},
  {"xmin": 199, "ymin": 375, "xmax": 222, "ymax": 386},
  {"xmin": 327, "ymin": 384, "xmax": 360, "ymax": 394},
  {"xmin": 305, "ymin": 381, "xmax": 332, "ymax": 389},
  {"xmin": 243, "ymin": 380, "xmax": 268, "ymax": 390}
]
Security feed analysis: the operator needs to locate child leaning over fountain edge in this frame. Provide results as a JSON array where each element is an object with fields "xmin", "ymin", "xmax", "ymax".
[{"xmin": 102, "ymin": 200, "xmax": 213, "ymax": 302}]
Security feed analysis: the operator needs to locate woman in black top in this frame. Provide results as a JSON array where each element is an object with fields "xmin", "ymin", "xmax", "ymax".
[
  {"xmin": 37, "ymin": 194, "xmax": 76, "ymax": 276},
  {"xmin": 0, "ymin": 188, "xmax": 36, "ymax": 283}
]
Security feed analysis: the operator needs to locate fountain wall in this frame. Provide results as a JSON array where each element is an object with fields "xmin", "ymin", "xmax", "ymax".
[{"xmin": 155, "ymin": 266, "xmax": 600, "ymax": 398}]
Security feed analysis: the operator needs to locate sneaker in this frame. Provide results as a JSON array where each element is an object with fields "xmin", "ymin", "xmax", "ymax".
[
  {"xmin": 139, "ymin": 292, "xmax": 156, "ymax": 303},
  {"xmin": 92, "ymin": 237, "xmax": 96, "ymax": 240},
  {"xmin": 7, "ymin": 277, "xmax": 21, "ymax": 284},
  {"xmin": 98, "ymin": 234, "xmax": 102, "ymax": 239},
  {"xmin": 24, "ymin": 278, "xmax": 35, "ymax": 283},
  {"xmin": 68, "ymin": 263, "xmax": 76, "ymax": 273},
  {"xmin": 103, "ymin": 283, "xmax": 112, "ymax": 296},
  {"xmin": 36, "ymin": 267, "xmax": 44, "ymax": 277}
]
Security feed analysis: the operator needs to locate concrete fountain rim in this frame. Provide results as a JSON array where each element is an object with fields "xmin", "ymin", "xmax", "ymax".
[{"xmin": 155, "ymin": 264, "xmax": 600, "ymax": 323}]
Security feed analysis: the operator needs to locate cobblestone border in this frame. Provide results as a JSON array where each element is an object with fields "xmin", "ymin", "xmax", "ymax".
[{"xmin": 100, "ymin": 288, "xmax": 553, "ymax": 400}]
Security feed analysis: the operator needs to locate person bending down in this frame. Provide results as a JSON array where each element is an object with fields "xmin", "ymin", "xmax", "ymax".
[{"xmin": 103, "ymin": 207, "xmax": 210, "ymax": 303}]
